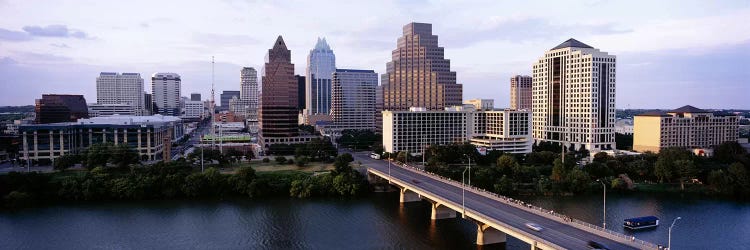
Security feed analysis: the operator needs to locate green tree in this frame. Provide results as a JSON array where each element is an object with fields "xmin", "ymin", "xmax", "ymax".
[
  {"xmin": 567, "ymin": 169, "xmax": 591, "ymax": 193},
  {"xmin": 675, "ymin": 159, "xmax": 697, "ymax": 190},
  {"xmin": 228, "ymin": 167, "xmax": 257, "ymax": 196},
  {"xmin": 551, "ymin": 158, "xmax": 566, "ymax": 182},
  {"xmin": 53, "ymin": 154, "xmax": 80, "ymax": 170},
  {"xmin": 495, "ymin": 154, "xmax": 519, "ymax": 176},
  {"xmin": 708, "ymin": 169, "xmax": 731, "ymax": 194},
  {"xmin": 713, "ymin": 141, "xmax": 746, "ymax": 163},
  {"xmin": 654, "ymin": 157, "xmax": 674, "ymax": 183},
  {"xmin": 275, "ymin": 156, "xmax": 287, "ymax": 164},
  {"xmin": 334, "ymin": 153, "xmax": 354, "ymax": 174},
  {"xmin": 109, "ymin": 144, "xmax": 139, "ymax": 168},
  {"xmin": 493, "ymin": 175, "xmax": 514, "ymax": 195},
  {"xmin": 295, "ymin": 156, "xmax": 309, "ymax": 167}
]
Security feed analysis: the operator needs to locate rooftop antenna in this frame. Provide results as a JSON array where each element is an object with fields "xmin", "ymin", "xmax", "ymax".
[{"xmin": 210, "ymin": 56, "xmax": 216, "ymax": 149}]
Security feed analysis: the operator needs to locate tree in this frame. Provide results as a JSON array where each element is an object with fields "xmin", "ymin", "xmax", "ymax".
[
  {"xmin": 593, "ymin": 152, "xmax": 611, "ymax": 163},
  {"xmin": 713, "ymin": 141, "xmax": 746, "ymax": 163},
  {"xmin": 109, "ymin": 144, "xmax": 139, "ymax": 168},
  {"xmin": 654, "ymin": 158, "xmax": 673, "ymax": 183},
  {"xmin": 229, "ymin": 167, "xmax": 256, "ymax": 196},
  {"xmin": 396, "ymin": 151, "xmax": 408, "ymax": 163},
  {"xmin": 551, "ymin": 158, "xmax": 566, "ymax": 182},
  {"xmin": 295, "ymin": 156, "xmax": 309, "ymax": 167},
  {"xmin": 567, "ymin": 169, "xmax": 591, "ymax": 193},
  {"xmin": 495, "ymin": 154, "xmax": 519, "ymax": 176},
  {"xmin": 54, "ymin": 154, "xmax": 80, "ymax": 170},
  {"xmin": 334, "ymin": 153, "xmax": 354, "ymax": 174},
  {"xmin": 493, "ymin": 175, "xmax": 514, "ymax": 195},
  {"xmin": 675, "ymin": 159, "xmax": 697, "ymax": 190}
]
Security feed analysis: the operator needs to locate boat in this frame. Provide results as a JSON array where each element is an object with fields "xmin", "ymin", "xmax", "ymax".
[{"xmin": 623, "ymin": 216, "xmax": 659, "ymax": 230}]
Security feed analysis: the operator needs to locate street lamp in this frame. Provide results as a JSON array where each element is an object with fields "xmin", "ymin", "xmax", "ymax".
[
  {"xmin": 462, "ymin": 166, "xmax": 469, "ymax": 218},
  {"xmin": 596, "ymin": 179, "xmax": 606, "ymax": 229},
  {"xmin": 464, "ymin": 154, "xmax": 472, "ymax": 186},
  {"xmin": 668, "ymin": 217, "xmax": 681, "ymax": 250}
]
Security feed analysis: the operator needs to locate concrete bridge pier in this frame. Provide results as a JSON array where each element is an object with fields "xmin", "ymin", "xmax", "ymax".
[
  {"xmin": 430, "ymin": 202, "xmax": 456, "ymax": 220},
  {"xmin": 476, "ymin": 222, "xmax": 506, "ymax": 245},
  {"xmin": 399, "ymin": 187, "xmax": 421, "ymax": 203}
]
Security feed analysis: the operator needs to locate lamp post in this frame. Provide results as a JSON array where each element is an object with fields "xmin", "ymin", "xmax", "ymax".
[
  {"xmin": 464, "ymin": 154, "xmax": 472, "ymax": 186},
  {"xmin": 462, "ymin": 166, "xmax": 469, "ymax": 218},
  {"xmin": 668, "ymin": 217, "xmax": 681, "ymax": 250},
  {"xmin": 388, "ymin": 157, "xmax": 392, "ymax": 184},
  {"xmin": 596, "ymin": 179, "xmax": 606, "ymax": 229}
]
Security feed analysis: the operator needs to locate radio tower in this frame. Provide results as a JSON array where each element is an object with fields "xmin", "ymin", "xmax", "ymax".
[{"xmin": 210, "ymin": 56, "xmax": 216, "ymax": 149}]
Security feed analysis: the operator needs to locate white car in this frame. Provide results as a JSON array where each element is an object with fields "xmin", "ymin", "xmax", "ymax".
[{"xmin": 525, "ymin": 222, "xmax": 543, "ymax": 232}]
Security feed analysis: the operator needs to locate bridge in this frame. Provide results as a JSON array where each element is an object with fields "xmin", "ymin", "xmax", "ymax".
[{"xmin": 353, "ymin": 152, "xmax": 661, "ymax": 250}]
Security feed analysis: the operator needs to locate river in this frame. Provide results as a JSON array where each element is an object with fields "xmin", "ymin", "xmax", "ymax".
[{"xmin": 1, "ymin": 192, "xmax": 748, "ymax": 249}]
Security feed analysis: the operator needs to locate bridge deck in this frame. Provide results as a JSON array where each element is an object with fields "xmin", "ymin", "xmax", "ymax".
[{"xmin": 353, "ymin": 152, "xmax": 659, "ymax": 250}]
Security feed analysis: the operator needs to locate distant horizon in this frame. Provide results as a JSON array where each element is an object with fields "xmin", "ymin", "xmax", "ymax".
[{"xmin": 1, "ymin": 1, "xmax": 748, "ymax": 108}]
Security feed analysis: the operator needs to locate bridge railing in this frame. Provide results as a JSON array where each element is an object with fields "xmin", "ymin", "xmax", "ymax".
[{"xmin": 385, "ymin": 161, "xmax": 661, "ymax": 250}]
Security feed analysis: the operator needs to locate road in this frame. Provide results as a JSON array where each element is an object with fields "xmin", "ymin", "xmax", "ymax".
[{"xmin": 351, "ymin": 151, "xmax": 650, "ymax": 250}]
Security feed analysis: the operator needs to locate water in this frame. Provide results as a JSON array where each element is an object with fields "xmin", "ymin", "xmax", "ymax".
[{"xmin": 1, "ymin": 192, "xmax": 748, "ymax": 249}]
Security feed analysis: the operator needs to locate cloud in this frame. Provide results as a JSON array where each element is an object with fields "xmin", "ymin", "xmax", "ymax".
[
  {"xmin": 191, "ymin": 33, "xmax": 261, "ymax": 47},
  {"xmin": 22, "ymin": 24, "xmax": 89, "ymax": 39},
  {"xmin": 50, "ymin": 43, "xmax": 71, "ymax": 48},
  {"xmin": 0, "ymin": 28, "xmax": 31, "ymax": 41},
  {"xmin": 0, "ymin": 57, "xmax": 18, "ymax": 65},
  {"xmin": 443, "ymin": 17, "xmax": 632, "ymax": 48}
]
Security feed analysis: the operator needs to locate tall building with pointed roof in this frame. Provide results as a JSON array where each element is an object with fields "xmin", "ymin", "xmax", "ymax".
[
  {"xmin": 532, "ymin": 38, "xmax": 617, "ymax": 151},
  {"xmin": 382, "ymin": 22, "xmax": 462, "ymax": 111},
  {"xmin": 304, "ymin": 37, "xmax": 336, "ymax": 121},
  {"xmin": 260, "ymin": 36, "xmax": 299, "ymax": 140}
]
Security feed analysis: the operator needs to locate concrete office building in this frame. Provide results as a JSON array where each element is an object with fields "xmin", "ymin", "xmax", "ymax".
[
  {"xmin": 183, "ymin": 100, "xmax": 204, "ymax": 119},
  {"xmin": 305, "ymin": 37, "xmax": 336, "ymax": 120},
  {"xmin": 96, "ymin": 72, "xmax": 146, "ymax": 115},
  {"xmin": 532, "ymin": 38, "xmax": 616, "ymax": 151},
  {"xmin": 382, "ymin": 106, "xmax": 532, "ymax": 155},
  {"xmin": 329, "ymin": 69, "xmax": 378, "ymax": 131},
  {"xmin": 151, "ymin": 73, "xmax": 182, "ymax": 116},
  {"xmin": 375, "ymin": 85, "xmax": 384, "ymax": 133},
  {"xmin": 382, "ymin": 22, "xmax": 462, "ymax": 111},
  {"xmin": 35, "ymin": 94, "xmax": 89, "ymax": 124},
  {"xmin": 144, "ymin": 92, "xmax": 153, "ymax": 115},
  {"xmin": 88, "ymin": 103, "xmax": 135, "ymax": 117},
  {"xmin": 20, "ymin": 115, "xmax": 184, "ymax": 162},
  {"xmin": 220, "ymin": 90, "xmax": 240, "ymax": 111},
  {"xmin": 633, "ymin": 105, "xmax": 739, "ymax": 153},
  {"xmin": 190, "ymin": 93, "xmax": 201, "ymax": 102},
  {"xmin": 465, "ymin": 99, "xmax": 494, "ymax": 111},
  {"xmin": 240, "ymin": 67, "xmax": 259, "ymax": 121},
  {"xmin": 510, "ymin": 75, "xmax": 532, "ymax": 110}
]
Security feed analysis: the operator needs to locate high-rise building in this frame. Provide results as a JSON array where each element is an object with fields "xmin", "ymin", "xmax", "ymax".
[
  {"xmin": 190, "ymin": 93, "xmax": 201, "ymax": 101},
  {"xmin": 96, "ymin": 72, "xmax": 145, "ymax": 115},
  {"xmin": 510, "ymin": 75, "xmax": 532, "ymax": 110},
  {"xmin": 151, "ymin": 73, "xmax": 182, "ymax": 116},
  {"xmin": 382, "ymin": 22, "xmax": 462, "ymax": 111},
  {"xmin": 305, "ymin": 37, "xmax": 336, "ymax": 118},
  {"xmin": 330, "ymin": 69, "xmax": 378, "ymax": 131},
  {"xmin": 35, "ymin": 94, "xmax": 89, "ymax": 124},
  {"xmin": 183, "ymin": 100, "xmax": 204, "ymax": 120},
  {"xmin": 220, "ymin": 90, "xmax": 240, "ymax": 111},
  {"xmin": 296, "ymin": 75, "xmax": 306, "ymax": 111},
  {"xmin": 375, "ymin": 84, "xmax": 384, "ymax": 133},
  {"xmin": 633, "ymin": 105, "xmax": 739, "ymax": 153},
  {"xmin": 260, "ymin": 36, "xmax": 299, "ymax": 140},
  {"xmin": 235, "ymin": 67, "xmax": 259, "ymax": 121},
  {"xmin": 144, "ymin": 92, "xmax": 153, "ymax": 115},
  {"xmin": 532, "ymin": 38, "xmax": 616, "ymax": 151}
]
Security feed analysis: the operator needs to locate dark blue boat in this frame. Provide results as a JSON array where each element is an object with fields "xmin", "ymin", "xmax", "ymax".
[{"xmin": 624, "ymin": 216, "xmax": 659, "ymax": 230}]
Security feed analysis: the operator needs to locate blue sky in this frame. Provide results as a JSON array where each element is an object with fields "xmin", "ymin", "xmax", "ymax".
[{"xmin": 0, "ymin": 0, "xmax": 748, "ymax": 108}]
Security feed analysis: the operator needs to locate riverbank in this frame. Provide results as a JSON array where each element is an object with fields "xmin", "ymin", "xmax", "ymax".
[{"xmin": 0, "ymin": 155, "xmax": 367, "ymax": 210}]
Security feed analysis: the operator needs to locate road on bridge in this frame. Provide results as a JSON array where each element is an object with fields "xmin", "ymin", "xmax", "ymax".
[{"xmin": 351, "ymin": 151, "xmax": 648, "ymax": 250}]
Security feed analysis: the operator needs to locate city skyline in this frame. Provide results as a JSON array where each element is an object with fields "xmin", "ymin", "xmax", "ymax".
[{"xmin": 0, "ymin": 0, "xmax": 748, "ymax": 108}]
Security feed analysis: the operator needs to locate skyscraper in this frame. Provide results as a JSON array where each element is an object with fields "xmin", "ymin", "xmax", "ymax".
[
  {"xmin": 235, "ymin": 67, "xmax": 259, "ymax": 120},
  {"xmin": 532, "ymin": 38, "xmax": 616, "ymax": 151},
  {"xmin": 382, "ymin": 22, "xmax": 462, "ymax": 111},
  {"xmin": 151, "ymin": 73, "xmax": 182, "ymax": 116},
  {"xmin": 305, "ymin": 37, "xmax": 336, "ymax": 118},
  {"xmin": 296, "ymin": 75, "xmax": 306, "ymax": 111},
  {"xmin": 260, "ymin": 36, "xmax": 298, "ymax": 139},
  {"xmin": 330, "ymin": 69, "xmax": 378, "ymax": 131},
  {"xmin": 96, "ymin": 72, "xmax": 145, "ymax": 115},
  {"xmin": 510, "ymin": 75, "xmax": 532, "ymax": 110}
]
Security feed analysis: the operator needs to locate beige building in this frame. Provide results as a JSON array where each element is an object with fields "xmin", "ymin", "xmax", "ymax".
[
  {"xmin": 633, "ymin": 105, "xmax": 739, "ymax": 152},
  {"xmin": 382, "ymin": 22, "xmax": 462, "ymax": 112},
  {"xmin": 465, "ymin": 99, "xmax": 494, "ymax": 111},
  {"xmin": 382, "ymin": 106, "xmax": 532, "ymax": 155},
  {"xmin": 532, "ymin": 39, "xmax": 616, "ymax": 151},
  {"xmin": 510, "ymin": 75, "xmax": 532, "ymax": 110}
]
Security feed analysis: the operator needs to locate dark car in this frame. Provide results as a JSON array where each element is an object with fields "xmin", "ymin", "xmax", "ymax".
[
  {"xmin": 411, "ymin": 179, "xmax": 421, "ymax": 184},
  {"xmin": 587, "ymin": 241, "xmax": 610, "ymax": 250}
]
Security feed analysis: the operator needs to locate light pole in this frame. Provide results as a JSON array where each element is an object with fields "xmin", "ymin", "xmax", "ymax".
[
  {"xmin": 668, "ymin": 217, "xmax": 681, "ymax": 250},
  {"xmin": 388, "ymin": 157, "xmax": 392, "ymax": 184},
  {"xmin": 462, "ymin": 166, "xmax": 469, "ymax": 218},
  {"xmin": 596, "ymin": 179, "xmax": 606, "ymax": 229},
  {"xmin": 464, "ymin": 154, "xmax": 472, "ymax": 186}
]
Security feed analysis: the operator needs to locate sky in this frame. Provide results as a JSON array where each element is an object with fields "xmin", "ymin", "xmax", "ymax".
[{"xmin": 0, "ymin": 0, "xmax": 748, "ymax": 109}]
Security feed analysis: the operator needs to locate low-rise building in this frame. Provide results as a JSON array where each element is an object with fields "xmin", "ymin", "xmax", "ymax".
[
  {"xmin": 20, "ymin": 115, "xmax": 184, "ymax": 162},
  {"xmin": 183, "ymin": 100, "xmax": 204, "ymax": 120},
  {"xmin": 464, "ymin": 99, "xmax": 494, "ymax": 111},
  {"xmin": 633, "ymin": 105, "xmax": 739, "ymax": 152},
  {"xmin": 383, "ymin": 106, "xmax": 532, "ymax": 155},
  {"xmin": 88, "ymin": 103, "xmax": 136, "ymax": 117},
  {"xmin": 615, "ymin": 118, "xmax": 634, "ymax": 135}
]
